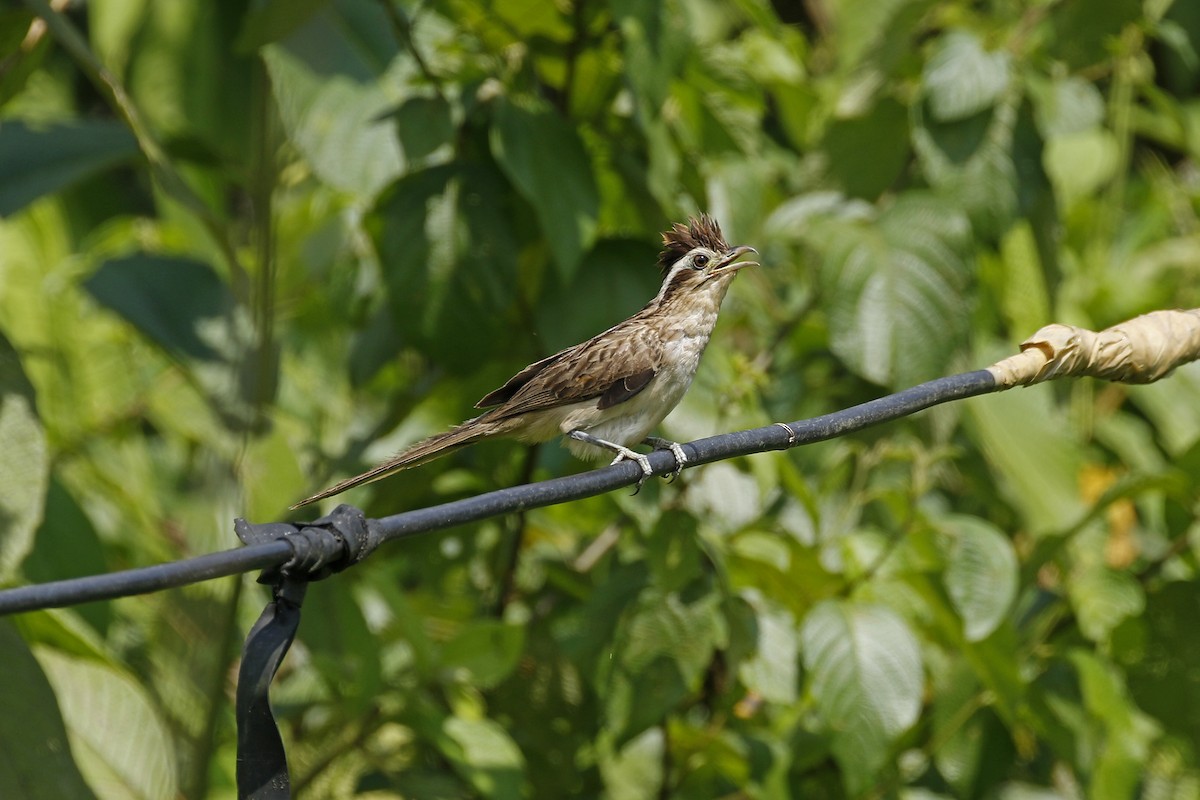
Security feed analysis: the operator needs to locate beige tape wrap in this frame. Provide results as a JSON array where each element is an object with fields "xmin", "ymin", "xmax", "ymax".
[{"xmin": 988, "ymin": 309, "xmax": 1200, "ymax": 388}]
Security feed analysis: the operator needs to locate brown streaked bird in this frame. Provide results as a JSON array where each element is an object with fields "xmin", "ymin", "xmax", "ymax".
[{"xmin": 291, "ymin": 214, "xmax": 757, "ymax": 509}]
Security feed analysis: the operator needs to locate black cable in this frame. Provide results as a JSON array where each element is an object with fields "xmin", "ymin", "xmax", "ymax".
[{"xmin": 0, "ymin": 369, "xmax": 998, "ymax": 615}]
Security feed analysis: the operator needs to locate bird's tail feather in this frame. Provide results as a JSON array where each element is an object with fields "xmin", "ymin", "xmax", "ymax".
[{"xmin": 290, "ymin": 415, "xmax": 502, "ymax": 509}]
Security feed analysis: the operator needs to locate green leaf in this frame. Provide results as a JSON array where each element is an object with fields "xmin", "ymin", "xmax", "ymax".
[
  {"xmin": 490, "ymin": 98, "xmax": 598, "ymax": 280},
  {"xmin": 0, "ymin": 330, "xmax": 47, "ymax": 581},
  {"xmin": 598, "ymin": 728, "xmax": 663, "ymax": 800},
  {"xmin": 0, "ymin": 623, "xmax": 94, "ymax": 800},
  {"xmin": 737, "ymin": 591, "xmax": 799, "ymax": 704},
  {"xmin": 1043, "ymin": 129, "xmax": 1121, "ymax": 208},
  {"xmin": 1069, "ymin": 650, "xmax": 1159, "ymax": 800},
  {"xmin": 83, "ymin": 254, "xmax": 233, "ymax": 362},
  {"xmin": 441, "ymin": 716, "xmax": 526, "ymax": 800},
  {"xmin": 264, "ymin": 43, "xmax": 403, "ymax": 197},
  {"xmin": 1029, "ymin": 75, "xmax": 1107, "ymax": 138},
  {"xmin": 235, "ymin": 0, "xmax": 329, "ymax": 51},
  {"xmin": 965, "ymin": 350, "xmax": 1086, "ymax": 534},
  {"xmin": 440, "ymin": 621, "xmax": 525, "ymax": 689},
  {"xmin": 36, "ymin": 648, "xmax": 177, "ymax": 800},
  {"xmin": 1127, "ymin": 582, "xmax": 1200, "ymax": 745},
  {"xmin": 534, "ymin": 238, "xmax": 660, "ymax": 350},
  {"xmin": 801, "ymin": 600, "xmax": 923, "ymax": 793},
  {"xmin": 922, "ymin": 31, "xmax": 1011, "ymax": 122},
  {"xmin": 941, "ymin": 515, "xmax": 1018, "ymax": 642},
  {"xmin": 812, "ymin": 193, "xmax": 973, "ymax": 387},
  {"xmin": 1069, "ymin": 567, "xmax": 1145, "ymax": 645},
  {"xmin": 369, "ymin": 164, "xmax": 520, "ymax": 373},
  {"xmin": 821, "ymin": 98, "xmax": 910, "ymax": 199},
  {"xmin": 392, "ymin": 95, "xmax": 455, "ymax": 163},
  {"xmin": 0, "ymin": 120, "xmax": 139, "ymax": 217},
  {"xmin": 21, "ymin": 480, "xmax": 111, "ymax": 633}
]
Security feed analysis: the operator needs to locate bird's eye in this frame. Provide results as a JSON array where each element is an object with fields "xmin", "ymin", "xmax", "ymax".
[{"xmin": 693, "ymin": 254, "xmax": 709, "ymax": 269}]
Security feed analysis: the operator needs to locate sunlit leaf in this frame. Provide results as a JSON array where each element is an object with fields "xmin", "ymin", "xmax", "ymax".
[
  {"xmin": 812, "ymin": 193, "xmax": 973, "ymax": 386},
  {"xmin": 0, "ymin": 330, "xmax": 47, "ymax": 581},
  {"xmin": 0, "ymin": 623, "xmax": 93, "ymax": 800},
  {"xmin": 36, "ymin": 648, "xmax": 177, "ymax": 800},
  {"xmin": 490, "ymin": 98, "xmax": 598, "ymax": 280},
  {"xmin": 264, "ymin": 43, "xmax": 403, "ymax": 198},
  {"xmin": 441, "ymin": 716, "xmax": 525, "ymax": 800},
  {"xmin": 922, "ymin": 31, "xmax": 1011, "ymax": 122},
  {"xmin": 1069, "ymin": 567, "xmax": 1145, "ymax": 645},
  {"xmin": 801, "ymin": 600, "xmax": 923, "ymax": 793},
  {"xmin": 941, "ymin": 515, "xmax": 1018, "ymax": 642}
]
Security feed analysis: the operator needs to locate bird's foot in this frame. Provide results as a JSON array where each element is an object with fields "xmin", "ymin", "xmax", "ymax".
[
  {"xmin": 569, "ymin": 430, "xmax": 654, "ymax": 492},
  {"xmin": 644, "ymin": 436, "xmax": 688, "ymax": 482}
]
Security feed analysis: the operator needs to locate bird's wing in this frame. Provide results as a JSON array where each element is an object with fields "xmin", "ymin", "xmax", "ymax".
[
  {"xmin": 488, "ymin": 323, "xmax": 663, "ymax": 420},
  {"xmin": 475, "ymin": 349, "xmax": 573, "ymax": 408}
]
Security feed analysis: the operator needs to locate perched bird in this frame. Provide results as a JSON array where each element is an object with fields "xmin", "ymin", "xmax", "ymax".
[{"xmin": 292, "ymin": 214, "xmax": 757, "ymax": 508}]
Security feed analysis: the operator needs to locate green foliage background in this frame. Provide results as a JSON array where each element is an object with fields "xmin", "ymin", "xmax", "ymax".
[{"xmin": 2, "ymin": 0, "xmax": 1200, "ymax": 797}]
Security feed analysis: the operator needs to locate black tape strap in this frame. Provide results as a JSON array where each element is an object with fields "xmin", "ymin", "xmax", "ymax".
[
  {"xmin": 236, "ymin": 578, "xmax": 306, "ymax": 799},
  {"xmin": 233, "ymin": 505, "xmax": 383, "ymax": 799}
]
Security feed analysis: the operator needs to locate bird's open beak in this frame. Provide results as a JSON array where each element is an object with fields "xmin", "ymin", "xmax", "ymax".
[{"xmin": 712, "ymin": 245, "xmax": 759, "ymax": 274}]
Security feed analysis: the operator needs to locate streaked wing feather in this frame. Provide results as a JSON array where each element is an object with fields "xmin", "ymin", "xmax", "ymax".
[
  {"xmin": 490, "ymin": 323, "xmax": 662, "ymax": 419},
  {"xmin": 476, "ymin": 349, "xmax": 572, "ymax": 408}
]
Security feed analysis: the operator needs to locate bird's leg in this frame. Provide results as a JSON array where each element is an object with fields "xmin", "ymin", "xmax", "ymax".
[
  {"xmin": 568, "ymin": 430, "xmax": 653, "ymax": 489},
  {"xmin": 643, "ymin": 436, "xmax": 688, "ymax": 482}
]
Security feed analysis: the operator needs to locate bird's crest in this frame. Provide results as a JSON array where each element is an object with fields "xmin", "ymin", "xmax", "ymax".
[{"xmin": 657, "ymin": 214, "xmax": 729, "ymax": 274}]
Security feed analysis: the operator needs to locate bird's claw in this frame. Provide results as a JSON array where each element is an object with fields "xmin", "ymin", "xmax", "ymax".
[{"xmin": 609, "ymin": 448, "xmax": 653, "ymax": 494}]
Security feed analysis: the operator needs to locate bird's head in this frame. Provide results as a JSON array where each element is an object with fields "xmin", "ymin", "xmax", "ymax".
[{"xmin": 654, "ymin": 214, "xmax": 758, "ymax": 304}]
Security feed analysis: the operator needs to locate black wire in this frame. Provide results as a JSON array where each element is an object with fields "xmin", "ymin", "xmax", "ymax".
[{"xmin": 0, "ymin": 369, "xmax": 998, "ymax": 615}]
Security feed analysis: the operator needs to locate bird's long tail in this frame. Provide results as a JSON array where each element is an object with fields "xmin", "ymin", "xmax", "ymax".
[{"xmin": 290, "ymin": 414, "xmax": 506, "ymax": 509}]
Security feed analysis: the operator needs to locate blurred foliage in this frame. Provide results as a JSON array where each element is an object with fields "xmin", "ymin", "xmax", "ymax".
[{"xmin": 2, "ymin": 0, "xmax": 1200, "ymax": 797}]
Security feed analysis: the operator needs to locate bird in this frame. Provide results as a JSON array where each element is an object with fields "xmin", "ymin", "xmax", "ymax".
[{"xmin": 291, "ymin": 214, "xmax": 758, "ymax": 509}]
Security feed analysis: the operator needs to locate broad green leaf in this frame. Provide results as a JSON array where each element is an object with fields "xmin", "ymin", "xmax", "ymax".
[
  {"xmin": 490, "ymin": 98, "xmax": 598, "ymax": 280},
  {"xmin": 84, "ymin": 254, "xmax": 233, "ymax": 362},
  {"xmin": 534, "ymin": 239, "xmax": 660, "ymax": 350},
  {"xmin": 1029, "ymin": 75, "xmax": 1106, "ymax": 138},
  {"xmin": 737, "ymin": 591, "xmax": 799, "ymax": 704},
  {"xmin": 392, "ymin": 95, "xmax": 455, "ymax": 163},
  {"xmin": 821, "ymin": 97, "xmax": 910, "ymax": 199},
  {"xmin": 0, "ymin": 623, "xmax": 94, "ymax": 800},
  {"xmin": 36, "ymin": 648, "xmax": 177, "ymax": 800},
  {"xmin": 369, "ymin": 164, "xmax": 520, "ymax": 373},
  {"xmin": 830, "ymin": 0, "xmax": 935, "ymax": 72},
  {"xmin": 922, "ymin": 31, "xmax": 1011, "ymax": 122},
  {"xmin": 0, "ymin": 119, "xmax": 137, "ymax": 217},
  {"xmin": 264, "ymin": 43, "xmax": 403, "ymax": 198},
  {"xmin": 439, "ymin": 620, "xmax": 525, "ymax": 689},
  {"xmin": 1049, "ymin": 0, "xmax": 1142, "ymax": 69},
  {"xmin": 0, "ymin": 120, "xmax": 139, "ymax": 217},
  {"xmin": 241, "ymin": 426, "xmax": 305, "ymax": 521},
  {"xmin": 1043, "ymin": 129, "xmax": 1120, "ymax": 208},
  {"xmin": 599, "ymin": 728, "xmax": 663, "ymax": 800},
  {"xmin": 1069, "ymin": 567, "xmax": 1145, "ymax": 645},
  {"xmin": 441, "ymin": 716, "xmax": 525, "ymax": 800},
  {"xmin": 941, "ymin": 515, "xmax": 1018, "ymax": 642},
  {"xmin": 1069, "ymin": 650, "xmax": 1159, "ymax": 800},
  {"xmin": 812, "ymin": 193, "xmax": 973, "ymax": 387},
  {"xmin": 1127, "ymin": 582, "xmax": 1200, "ymax": 745},
  {"xmin": 801, "ymin": 600, "xmax": 923, "ymax": 793},
  {"xmin": 965, "ymin": 352, "xmax": 1086, "ymax": 534},
  {"xmin": 912, "ymin": 92, "xmax": 1021, "ymax": 238},
  {"xmin": 0, "ymin": 330, "xmax": 47, "ymax": 581},
  {"xmin": 20, "ymin": 481, "xmax": 111, "ymax": 633},
  {"xmin": 996, "ymin": 220, "xmax": 1051, "ymax": 336},
  {"xmin": 235, "ymin": 0, "xmax": 329, "ymax": 51}
]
